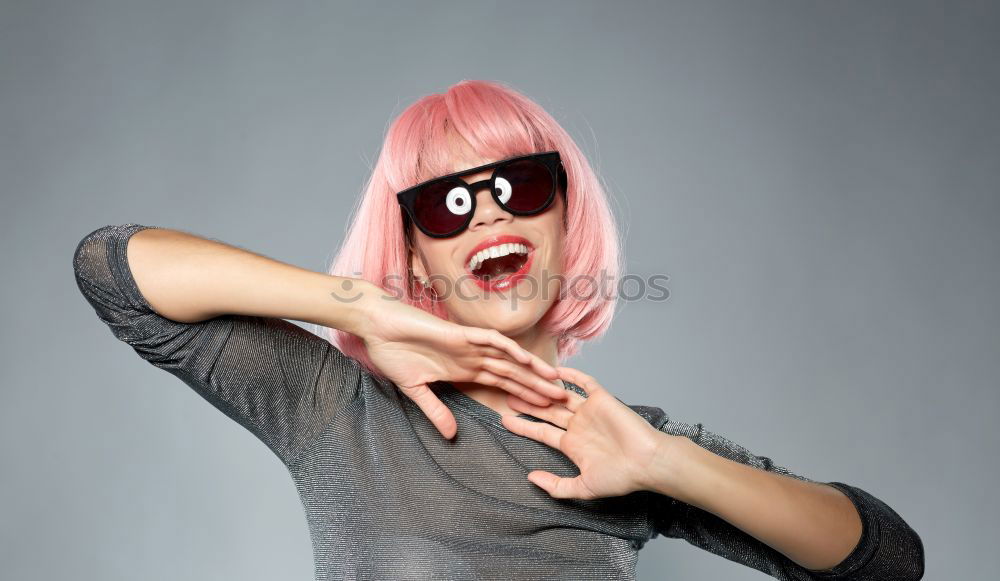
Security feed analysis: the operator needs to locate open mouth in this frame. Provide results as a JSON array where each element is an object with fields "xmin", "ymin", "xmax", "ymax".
[
  {"xmin": 469, "ymin": 243, "xmax": 529, "ymax": 281},
  {"xmin": 465, "ymin": 236, "xmax": 534, "ymax": 289}
]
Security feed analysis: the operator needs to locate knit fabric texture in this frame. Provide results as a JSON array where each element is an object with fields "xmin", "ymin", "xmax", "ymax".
[{"xmin": 73, "ymin": 223, "xmax": 924, "ymax": 580}]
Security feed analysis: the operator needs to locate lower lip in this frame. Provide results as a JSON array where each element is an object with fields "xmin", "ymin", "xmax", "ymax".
[{"xmin": 470, "ymin": 250, "xmax": 535, "ymax": 291}]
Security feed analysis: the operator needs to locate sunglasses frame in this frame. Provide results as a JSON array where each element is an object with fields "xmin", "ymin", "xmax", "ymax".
[{"xmin": 396, "ymin": 150, "xmax": 567, "ymax": 239}]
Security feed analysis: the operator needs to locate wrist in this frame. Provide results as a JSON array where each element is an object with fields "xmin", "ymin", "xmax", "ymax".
[
  {"xmin": 324, "ymin": 276, "xmax": 386, "ymax": 338},
  {"xmin": 639, "ymin": 433, "xmax": 702, "ymax": 500}
]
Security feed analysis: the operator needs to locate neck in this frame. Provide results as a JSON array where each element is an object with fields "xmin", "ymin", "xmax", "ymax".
[
  {"xmin": 451, "ymin": 326, "xmax": 562, "ymax": 412},
  {"xmin": 511, "ymin": 324, "xmax": 559, "ymax": 369}
]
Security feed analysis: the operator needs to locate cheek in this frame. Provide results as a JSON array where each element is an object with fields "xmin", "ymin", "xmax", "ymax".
[
  {"xmin": 544, "ymin": 217, "xmax": 566, "ymax": 266},
  {"xmin": 415, "ymin": 239, "xmax": 468, "ymax": 294}
]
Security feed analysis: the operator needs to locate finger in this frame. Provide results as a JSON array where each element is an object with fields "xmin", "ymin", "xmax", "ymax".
[
  {"xmin": 557, "ymin": 366, "xmax": 604, "ymax": 397},
  {"xmin": 481, "ymin": 357, "xmax": 565, "ymax": 402},
  {"xmin": 556, "ymin": 382, "xmax": 589, "ymax": 412},
  {"xmin": 477, "ymin": 345, "xmax": 513, "ymax": 361},
  {"xmin": 500, "ymin": 413, "xmax": 566, "ymax": 451},
  {"xmin": 527, "ymin": 470, "xmax": 592, "ymax": 500},
  {"xmin": 548, "ymin": 380, "xmax": 588, "ymax": 413},
  {"xmin": 474, "ymin": 370, "xmax": 552, "ymax": 407},
  {"xmin": 479, "ymin": 347, "xmax": 559, "ymax": 385},
  {"xmin": 402, "ymin": 383, "xmax": 458, "ymax": 440},
  {"xmin": 470, "ymin": 329, "xmax": 559, "ymax": 381},
  {"xmin": 467, "ymin": 328, "xmax": 527, "ymax": 362},
  {"xmin": 556, "ymin": 366, "xmax": 604, "ymax": 411},
  {"xmin": 506, "ymin": 393, "xmax": 573, "ymax": 429},
  {"xmin": 519, "ymin": 348, "xmax": 559, "ymax": 380}
]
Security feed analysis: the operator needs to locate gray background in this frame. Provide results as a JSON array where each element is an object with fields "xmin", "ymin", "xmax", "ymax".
[{"xmin": 2, "ymin": 0, "xmax": 996, "ymax": 579}]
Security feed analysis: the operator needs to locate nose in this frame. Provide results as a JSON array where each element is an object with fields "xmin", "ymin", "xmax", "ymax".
[{"xmin": 466, "ymin": 175, "xmax": 513, "ymax": 231}]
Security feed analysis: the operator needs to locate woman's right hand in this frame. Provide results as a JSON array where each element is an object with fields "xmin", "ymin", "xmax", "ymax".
[{"xmin": 349, "ymin": 283, "xmax": 565, "ymax": 440}]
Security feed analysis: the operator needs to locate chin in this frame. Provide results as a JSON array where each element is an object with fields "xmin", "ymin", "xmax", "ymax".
[{"xmin": 449, "ymin": 296, "xmax": 552, "ymax": 336}]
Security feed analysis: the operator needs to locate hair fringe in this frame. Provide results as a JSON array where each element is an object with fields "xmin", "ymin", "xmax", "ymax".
[{"xmin": 322, "ymin": 80, "xmax": 621, "ymax": 377}]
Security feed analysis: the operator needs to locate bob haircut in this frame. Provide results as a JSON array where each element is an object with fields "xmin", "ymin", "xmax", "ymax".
[{"xmin": 323, "ymin": 80, "xmax": 621, "ymax": 376}]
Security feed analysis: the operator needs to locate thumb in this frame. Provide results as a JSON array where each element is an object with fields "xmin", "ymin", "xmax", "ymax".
[
  {"xmin": 528, "ymin": 471, "xmax": 590, "ymax": 499},
  {"xmin": 404, "ymin": 383, "xmax": 458, "ymax": 440}
]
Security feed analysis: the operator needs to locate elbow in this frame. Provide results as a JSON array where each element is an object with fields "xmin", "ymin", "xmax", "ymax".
[
  {"xmin": 72, "ymin": 224, "xmax": 117, "ymax": 290},
  {"xmin": 820, "ymin": 482, "xmax": 925, "ymax": 581},
  {"xmin": 905, "ymin": 529, "xmax": 926, "ymax": 581},
  {"xmin": 73, "ymin": 224, "xmax": 125, "ymax": 277},
  {"xmin": 882, "ymin": 507, "xmax": 925, "ymax": 581},
  {"xmin": 868, "ymin": 520, "xmax": 925, "ymax": 581}
]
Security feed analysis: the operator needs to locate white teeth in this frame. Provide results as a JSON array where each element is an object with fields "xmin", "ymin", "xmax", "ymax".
[{"xmin": 467, "ymin": 242, "xmax": 530, "ymax": 272}]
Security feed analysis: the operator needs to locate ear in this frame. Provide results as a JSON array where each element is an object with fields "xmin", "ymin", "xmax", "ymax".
[{"xmin": 409, "ymin": 242, "xmax": 428, "ymax": 282}]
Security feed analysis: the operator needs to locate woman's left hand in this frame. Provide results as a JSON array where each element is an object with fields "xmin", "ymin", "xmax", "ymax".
[{"xmin": 500, "ymin": 366, "xmax": 673, "ymax": 500}]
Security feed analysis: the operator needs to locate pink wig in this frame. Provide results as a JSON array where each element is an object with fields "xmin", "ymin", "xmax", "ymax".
[{"xmin": 323, "ymin": 80, "xmax": 621, "ymax": 377}]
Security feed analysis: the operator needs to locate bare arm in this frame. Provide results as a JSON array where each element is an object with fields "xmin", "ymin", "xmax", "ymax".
[
  {"xmin": 74, "ymin": 224, "xmax": 560, "ymax": 445},
  {"xmin": 124, "ymin": 226, "xmax": 381, "ymax": 332},
  {"xmin": 645, "ymin": 414, "xmax": 925, "ymax": 580},
  {"xmin": 651, "ymin": 435, "xmax": 863, "ymax": 571},
  {"xmin": 73, "ymin": 223, "xmax": 372, "ymax": 463}
]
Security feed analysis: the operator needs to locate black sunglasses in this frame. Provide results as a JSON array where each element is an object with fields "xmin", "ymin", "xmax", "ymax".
[{"xmin": 396, "ymin": 150, "xmax": 567, "ymax": 239}]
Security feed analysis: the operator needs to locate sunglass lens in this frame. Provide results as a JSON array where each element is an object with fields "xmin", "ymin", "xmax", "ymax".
[
  {"xmin": 494, "ymin": 159, "xmax": 554, "ymax": 213},
  {"xmin": 413, "ymin": 179, "xmax": 472, "ymax": 236}
]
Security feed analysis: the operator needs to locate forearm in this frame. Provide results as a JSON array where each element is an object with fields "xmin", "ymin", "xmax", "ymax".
[
  {"xmin": 126, "ymin": 226, "xmax": 384, "ymax": 334},
  {"xmin": 647, "ymin": 434, "xmax": 863, "ymax": 572}
]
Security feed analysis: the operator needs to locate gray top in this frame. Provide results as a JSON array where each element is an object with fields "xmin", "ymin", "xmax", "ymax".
[{"xmin": 73, "ymin": 223, "xmax": 924, "ymax": 580}]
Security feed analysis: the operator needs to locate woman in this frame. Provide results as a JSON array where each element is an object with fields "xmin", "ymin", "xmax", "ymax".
[{"xmin": 73, "ymin": 80, "xmax": 923, "ymax": 580}]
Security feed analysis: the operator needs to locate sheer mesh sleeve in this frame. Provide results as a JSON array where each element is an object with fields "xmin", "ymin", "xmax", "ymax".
[
  {"xmin": 641, "ymin": 410, "xmax": 924, "ymax": 580},
  {"xmin": 72, "ymin": 223, "xmax": 365, "ymax": 466}
]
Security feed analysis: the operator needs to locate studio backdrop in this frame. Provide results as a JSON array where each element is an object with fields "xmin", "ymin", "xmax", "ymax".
[{"xmin": 3, "ymin": 1, "xmax": 997, "ymax": 579}]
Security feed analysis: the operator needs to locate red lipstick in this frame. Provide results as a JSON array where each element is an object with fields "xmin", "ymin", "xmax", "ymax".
[{"xmin": 464, "ymin": 235, "xmax": 535, "ymax": 292}]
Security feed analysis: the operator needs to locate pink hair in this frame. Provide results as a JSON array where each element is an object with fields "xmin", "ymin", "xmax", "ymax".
[{"xmin": 322, "ymin": 80, "xmax": 621, "ymax": 377}]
